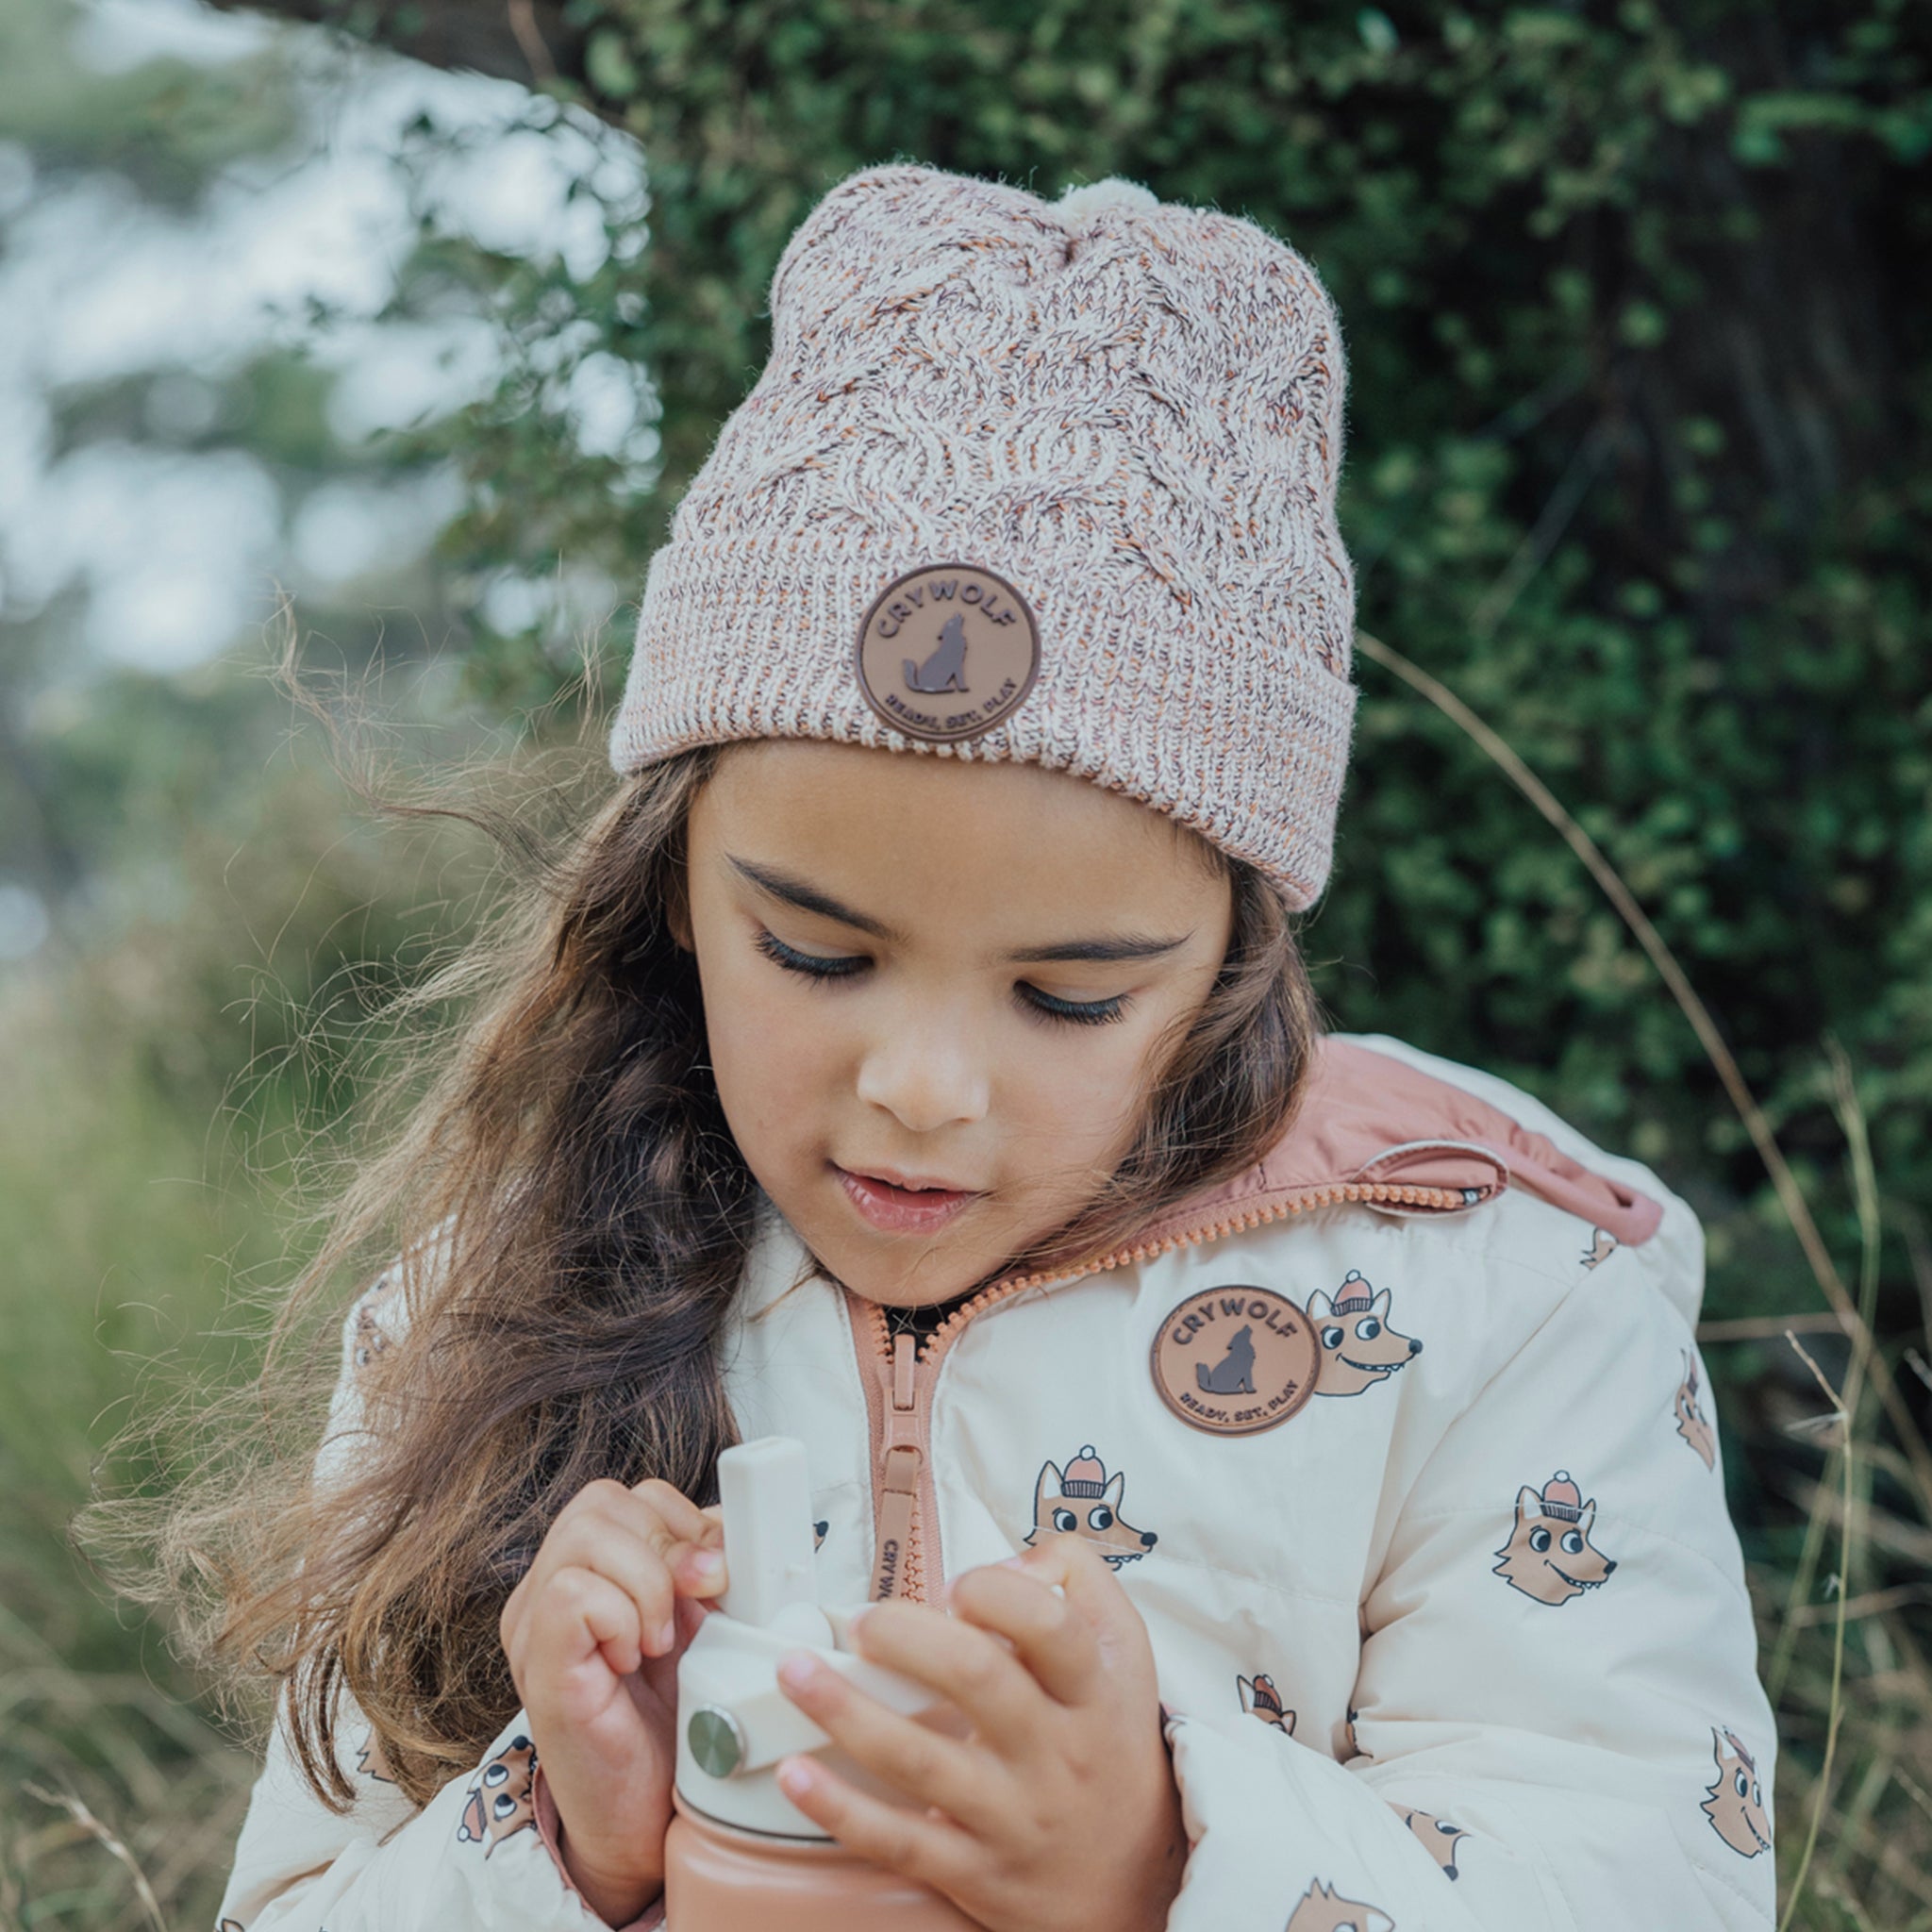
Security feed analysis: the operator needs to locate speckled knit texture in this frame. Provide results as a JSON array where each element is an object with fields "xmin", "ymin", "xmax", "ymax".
[{"xmin": 608, "ymin": 162, "xmax": 1357, "ymax": 907}]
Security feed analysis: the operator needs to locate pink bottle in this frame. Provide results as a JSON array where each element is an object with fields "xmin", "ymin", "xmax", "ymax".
[{"xmin": 663, "ymin": 1437, "xmax": 982, "ymax": 1931}]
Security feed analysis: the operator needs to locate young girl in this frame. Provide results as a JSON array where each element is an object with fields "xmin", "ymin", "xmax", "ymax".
[{"xmin": 203, "ymin": 165, "xmax": 1774, "ymax": 1930}]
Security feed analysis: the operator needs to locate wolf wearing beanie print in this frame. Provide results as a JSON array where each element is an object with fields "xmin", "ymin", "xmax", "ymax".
[{"xmin": 207, "ymin": 165, "xmax": 1774, "ymax": 1932}]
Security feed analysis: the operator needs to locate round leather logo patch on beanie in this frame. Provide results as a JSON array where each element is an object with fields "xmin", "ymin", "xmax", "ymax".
[
  {"xmin": 855, "ymin": 562, "xmax": 1040, "ymax": 742},
  {"xmin": 1150, "ymin": 1286, "xmax": 1322, "ymax": 1436}
]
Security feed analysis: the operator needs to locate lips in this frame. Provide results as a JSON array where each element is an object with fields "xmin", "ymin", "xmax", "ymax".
[
  {"xmin": 848, "ymin": 1163, "xmax": 975, "ymax": 1194},
  {"xmin": 835, "ymin": 1163, "xmax": 983, "ymax": 1235}
]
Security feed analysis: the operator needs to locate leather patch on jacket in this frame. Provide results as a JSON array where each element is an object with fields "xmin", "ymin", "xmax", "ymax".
[{"xmin": 1150, "ymin": 1285, "xmax": 1320, "ymax": 1435}]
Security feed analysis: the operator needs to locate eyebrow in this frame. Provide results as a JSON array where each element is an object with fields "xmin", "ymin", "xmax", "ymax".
[{"xmin": 725, "ymin": 857, "xmax": 1192, "ymax": 964}]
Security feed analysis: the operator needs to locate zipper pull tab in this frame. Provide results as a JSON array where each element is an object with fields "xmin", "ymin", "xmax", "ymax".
[{"xmin": 872, "ymin": 1331, "xmax": 923, "ymax": 1599}]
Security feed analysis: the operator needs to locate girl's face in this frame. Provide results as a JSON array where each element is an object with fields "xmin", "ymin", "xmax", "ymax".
[{"xmin": 679, "ymin": 741, "xmax": 1236, "ymax": 1307}]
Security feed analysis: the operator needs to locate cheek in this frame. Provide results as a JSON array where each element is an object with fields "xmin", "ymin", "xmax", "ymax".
[
  {"xmin": 699, "ymin": 952, "xmax": 843, "ymax": 1164},
  {"xmin": 994, "ymin": 1022, "xmax": 1166, "ymax": 1170}
]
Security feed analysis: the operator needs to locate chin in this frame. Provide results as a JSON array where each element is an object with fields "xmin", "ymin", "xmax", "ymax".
[{"xmin": 816, "ymin": 1231, "xmax": 986, "ymax": 1307}]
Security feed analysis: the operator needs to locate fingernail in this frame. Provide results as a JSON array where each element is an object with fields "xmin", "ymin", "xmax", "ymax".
[
  {"xmin": 655, "ymin": 1619, "xmax": 676, "ymax": 1653},
  {"xmin": 687, "ymin": 1549, "xmax": 725, "ymax": 1581},
  {"xmin": 778, "ymin": 1651, "xmax": 817, "ymax": 1691},
  {"xmin": 777, "ymin": 1757, "xmax": 813, "ymax": 1797}
]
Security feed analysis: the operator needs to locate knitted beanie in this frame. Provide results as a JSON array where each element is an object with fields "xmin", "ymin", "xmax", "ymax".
[{"xmin": 608, "ymin": 162, "xmax": 1357, "ymax": 907}]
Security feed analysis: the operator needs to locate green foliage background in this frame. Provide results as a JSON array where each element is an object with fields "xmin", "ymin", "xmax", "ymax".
[{"xmin": 4, "ymin": 0, "xmax": 1928, "ymax": 1924}]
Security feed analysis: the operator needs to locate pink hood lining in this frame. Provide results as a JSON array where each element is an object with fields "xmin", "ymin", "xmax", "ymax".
[{"xmin": 1137, "ymin": 1038, "xmax": 1663, "ymax": 1254}]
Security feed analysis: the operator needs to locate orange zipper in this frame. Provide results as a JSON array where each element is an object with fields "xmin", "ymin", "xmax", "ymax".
[{"xmin": 852, "ymin": 1177, "xmax": 1473, "ymax": 1603}]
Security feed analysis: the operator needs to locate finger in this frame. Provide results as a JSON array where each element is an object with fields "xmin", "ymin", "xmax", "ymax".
[
  {"xmin": 994, "ymin": 1538, "xmax": 1152, "ymax": 1690},
  {"xmin": 774, "ymin": 1748, "xmax": 980, "ymax": 1895},
  {"xmin": 541, "ymin": 1488, "xmax": 724, "ymax": 1656},
  {"xmin": 512, "ymin": 1563, "xmax": 648, "ymax": 1689},
  {"xmin": 774, "ymin": 1649, "xmax": 1011, "ymax": 1837},
  {"xmin": 627, "ymin": 1476, "xmax": 724, "ymax": 1551},
  {"xmin": 941, "ymin": 1560, "xmax": 1103, "ymax": 1708},
  {"xmin": 544, "ymin": 1478, "xmax": 723, "ymax": 1588},
  {"xmin": 841, "ymin": 1603, "xmax": 1042, "ymax": 1756}
]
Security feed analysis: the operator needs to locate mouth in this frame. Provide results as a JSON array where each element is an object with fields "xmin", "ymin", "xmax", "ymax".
[
  {"xmin": 1339, "ymin": 1355, "xmax": 1400, "ymax": 1376},
  {"xmin": 1550, "ymin": 1563, "xmax": 1604, "ymax": 1591},
  {"xmin": 835, "ymin": 1163, "xmax": 984, "ymax": 1235}
]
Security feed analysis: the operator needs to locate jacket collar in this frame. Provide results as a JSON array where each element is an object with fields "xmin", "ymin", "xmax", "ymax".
[{"xmin": 1134, "ymin": 1033, "xmax": 1663, "ymax": 1257}]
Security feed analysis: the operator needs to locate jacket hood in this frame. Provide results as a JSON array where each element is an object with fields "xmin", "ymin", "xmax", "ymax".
[{"xmin": 1136, "ymin": 1036, "xmax": 1663, "ymax": 1257}]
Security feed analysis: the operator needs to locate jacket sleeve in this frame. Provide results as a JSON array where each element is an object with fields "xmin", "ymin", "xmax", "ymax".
[
  {"xmin": 1156, "ymin": 1194, "xmax": 1776, "ymax": 1932},
  {"xmin": 214, "ymin": 1272, "xmax": 667, "ymax": 1932}
]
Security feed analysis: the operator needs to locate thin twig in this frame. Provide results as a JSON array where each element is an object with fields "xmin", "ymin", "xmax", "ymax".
[
  {"xmin": 1699, "ymin": 1313, "xmax": 1849, "ymax": 1341},
  {"xmin": 20, "ymin": 1784, "xmax": 170, "ymax": 1932},
  {"xmin": 1354, "ymin": 628, "xmax": 1932, "ymax": 1519},
  {"xmin": 1777, "ymin": 1332, "xmax": 1856, "ymax": 1932}
]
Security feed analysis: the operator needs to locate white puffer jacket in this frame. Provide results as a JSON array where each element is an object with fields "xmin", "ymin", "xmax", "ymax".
[{"xmin": 216, "ymin": 1033, "xmax": 1777, "ymax": 1932}]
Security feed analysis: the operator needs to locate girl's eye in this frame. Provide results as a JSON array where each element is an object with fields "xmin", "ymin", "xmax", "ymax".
[
  {"xmin": 755, "ymin": 929, "xmax": 866, "ymax": 980},
  {"xmin": 753, "ymin": 932, "xmax": 1124, "ymax": 1026},
  {"xmin": 1019, "ymin": 984, "xmax": 1129, "ymax": 1027}
]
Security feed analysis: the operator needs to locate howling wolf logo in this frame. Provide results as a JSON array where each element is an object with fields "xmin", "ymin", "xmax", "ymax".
[
  {"xmin": 457, "ymin": 1734, "xmax": 538, "ymax": 1853},
  {"xmin": 1703, "ymin": 1727, "xmax": 1771, "ymax": 1857},
  {"xmin": 1024, "ymin": 1444, "xmax": 1158, "ymax": 1569},
  {"xmin": 1236, "ymin": 1671, "xmax": 1295, "ymax": 1734},
  {"xmin": 1401, "ymin": 1807, "xmax": 1469, "ymax": 1879},
  {"xmin": 905, "ymin": 612, "xmax": 970, "ymax": 694},
  {"xmin": 1307, "ymin": 1272, "xmax": 1422, "ymax": 1397},
  {"xmin": 1286, "ymin": 1879, "xmax": 1394, "ymax": 1931},
  {"xmin": 1492, "ymin": 1471, "xmax": 1617, "ymax": 1606},
  {"xmin": 1197, "ymin": 1323, "xmax": 1257, "ymax": 1394},
  {"xmin": 1674, "ymin": 1350, "xmax": 1717, "ymax": 1470}
]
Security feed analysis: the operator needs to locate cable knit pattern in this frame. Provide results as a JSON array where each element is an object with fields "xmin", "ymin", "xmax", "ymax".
[{"xmin": 608, "ymin": 162, "xmax": 1357, "ymax": 906}]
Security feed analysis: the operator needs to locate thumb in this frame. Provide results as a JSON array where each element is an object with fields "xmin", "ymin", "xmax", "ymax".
[{"xmin": 1003, "ymin": 1535, "xmax": 1151, "ymax": 1662}]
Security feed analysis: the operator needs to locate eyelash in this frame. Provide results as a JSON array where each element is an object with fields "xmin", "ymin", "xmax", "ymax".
[{"xmin": 752, "ymin": 929, "xmax": 1130, "ymax": 1027}]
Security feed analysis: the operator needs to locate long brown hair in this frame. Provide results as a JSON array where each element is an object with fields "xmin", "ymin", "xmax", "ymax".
[{"xmin": 92, "ymin": 742, "xmax": 1321, "ymax": 1811}]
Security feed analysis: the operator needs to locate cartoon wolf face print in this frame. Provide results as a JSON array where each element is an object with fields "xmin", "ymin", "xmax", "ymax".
[
  {"xmin": 1023, "ymin": 1444, "xmax": 1158, "ymax": 1569},
  {"xmin": 1236, "ymin": 1671, "xmax": 1295, "ymax": 1734},
  {"xmin": 1492, "ymin": 1471, "xmax": 1617, "ymax": 1606},
  {"xmin": 1703, "ymin": 1727, "xmax": 1770, "ymax": 1857},
  {"xmin": 1306, "ymin": 1271, "xmax": 1422, "ymax": 1397},
  {"xmin": 1580, "ymin": 1226, "xmax": 1619, "ymax": 1270},
  {"xmin": 1674, "ymin": 1351, "xmax": 1717, "ymax": 1470},
  {"xmin": 1401, "ymin": 1807, "xmax": 1469, "ymax": 1879},
  {"xmin": 356, "ymin": 1729, "xmax": 397, "ymax": 1783},
  {"xmin": 457, "ymin": 1733, "xmax": 538, "ymax": 1852},
  {"xmin": 1286, "ymin": 1878, "xmax": 1394, "ymax": 1932}
]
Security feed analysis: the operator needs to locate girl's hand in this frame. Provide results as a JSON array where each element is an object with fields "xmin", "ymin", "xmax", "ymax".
[
  {"xmin": 772, "ymin": 1538, "xmax": 1188, "ymax": 1932},
  {"xmin": 498, "ymin": 1477, "xmax": 728, "ymax": 1925}
]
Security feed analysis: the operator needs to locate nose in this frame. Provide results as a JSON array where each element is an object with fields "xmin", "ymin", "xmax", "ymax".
[
  {"xmin": 1141, "ymin": 1530, "xmax": 1158, "ymax": 1547},
  {"xmin": 855, "ymin": 1019, "xmax": 990, "ymax": 1133},
  {"xmin": 1604, "ymin": 1558, "xmax": 1617, "ymax": 1574},
  {"xmin": 1407, "ymin": 1339, "xmax": 1423, "ymax": 1356}
]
